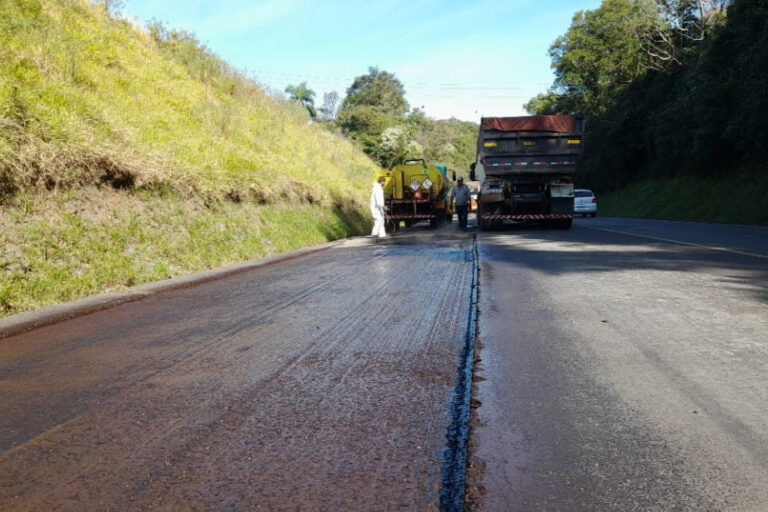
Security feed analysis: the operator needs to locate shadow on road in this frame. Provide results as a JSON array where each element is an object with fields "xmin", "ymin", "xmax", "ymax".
[{"xmin": 477, "ymin": 223, "xmax": 768, "ymax": 305}]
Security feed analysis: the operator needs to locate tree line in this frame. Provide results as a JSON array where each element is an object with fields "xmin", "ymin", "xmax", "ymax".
[
  {"xmin": 525, "ymin": 0, "xmax": 765, "ymax": 192},
  {"xmin": 284, "ymin": 68, "xmax": 478, "ymax": 174}
]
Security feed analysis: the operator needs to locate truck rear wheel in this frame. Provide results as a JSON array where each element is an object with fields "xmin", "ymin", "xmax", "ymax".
[{"xmin": 429, "ymin": 209, "xmax": 445, "ymax": 229}]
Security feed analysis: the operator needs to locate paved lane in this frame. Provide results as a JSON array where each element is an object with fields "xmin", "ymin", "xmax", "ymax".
[
  {"xmin": 0, "ymin": 234, "xmax": 474, "ymax": 511},
  {"xmin": 469, "ymin": 223, "xmax": 768, "ymax": 510},
  {"xmin": 579, "ymin": 216, "xmax": 768, "ymax": 258}
]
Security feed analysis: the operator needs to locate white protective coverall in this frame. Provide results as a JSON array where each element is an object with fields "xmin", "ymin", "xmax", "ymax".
[{"xmin": 370, "ymin": 181, "xmax": 387, "ymax": 238}]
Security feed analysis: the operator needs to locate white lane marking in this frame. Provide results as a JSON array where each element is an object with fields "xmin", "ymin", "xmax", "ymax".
[{"xmin": 583, "ymin": 226, "xmax": 768, "ymax": 261}]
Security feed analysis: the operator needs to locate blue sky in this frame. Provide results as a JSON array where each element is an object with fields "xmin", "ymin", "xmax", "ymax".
[{"xmin": 124, "ymin": 0, "xmax": 602, "ymax": 122}]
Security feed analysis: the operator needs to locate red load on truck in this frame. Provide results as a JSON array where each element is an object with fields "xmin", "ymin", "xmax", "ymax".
[{"xmin": 481, "ymin": 115, "xmax": 578, "ymax": 133}]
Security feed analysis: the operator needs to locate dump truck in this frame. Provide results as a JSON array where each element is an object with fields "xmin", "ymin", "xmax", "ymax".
[
  {"xmin": 376, "ymin": 159, "xmax": 451, "ymax": 229},
  {"xmin": 470, "ymin": 115, "xmax": 584, "ymax": 230}
]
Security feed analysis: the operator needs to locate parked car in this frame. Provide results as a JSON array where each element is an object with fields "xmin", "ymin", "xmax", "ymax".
[{"xmin": 574, "ymin": 189, "xmax": 597, "ymax": 217}]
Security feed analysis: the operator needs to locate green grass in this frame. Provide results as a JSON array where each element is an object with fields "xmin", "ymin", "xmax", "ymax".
[
  {"xmin": 0, "ymin": 188, "xmax": 368, "ymax": 316},
  {"xmin": 0, "ymin": 0, "xmax": 379, "ymax": 317},
  {"xmin": 597, "ymin": 171, "xmax": 768, "ymax": 226},
  {"xmin": 0, "ymin": 0, "xmax": 377, "ymax": 203}
]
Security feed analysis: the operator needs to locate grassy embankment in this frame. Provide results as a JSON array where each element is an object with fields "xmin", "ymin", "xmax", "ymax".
[
  {"xmin": 596, "ymin": 171, "xmax": 768, "ymax": 226},
  {"xmin": 0, "ymin": 0, "xmax": 379, "ymax": 317}
]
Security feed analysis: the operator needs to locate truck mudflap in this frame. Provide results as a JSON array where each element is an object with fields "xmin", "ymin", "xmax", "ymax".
[
  {"xmin": 389, "ymin": 199, "xmax": 430, "ymax": 205},
  {"xmin": 388, "ymin": 214, "xmax": 437, "ymax": 220},
  {"xmin": 480, "ymin": 213, "xmax": 574, "ymax": 221}
]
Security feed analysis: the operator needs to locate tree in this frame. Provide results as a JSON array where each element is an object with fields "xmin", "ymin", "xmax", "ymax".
[
  {"xmin": 336, "ymin": 67, "xmax": 410, "ymax": 165},
  {"xmin": 378, "ymin": 126, "xmax": 415, "ymax": 168},
  {"xmin": 635, "ymin": 0, "xmax": 731, "ymax": 72},
  {"xmin": 318, "ymin": 91, "xmax": 340, "ymax": 121},
  {"xmin": 340, "ymin": 67, "xmax": 409, "ymax": 117},
  {"xmin": 544, "ymin": 0, "xmax": 664, "ymax": 115},
  {"xmin": 411, "ymin": 118, "xmax": 478, "ymax": 173},
  {"xmin": 524, "ymin": 92, "xmax": 564, "ymax": 115},
  {"xmin": 284, "ymin": 82, "xmax": 317, "ymax": 119},
  {"xmin": 526, "ymin": 0, "xmax": 734, "ymax": 115},
  {"xmin": 335, "ymin": 67, "xmax": 478, "ymax": 170}
]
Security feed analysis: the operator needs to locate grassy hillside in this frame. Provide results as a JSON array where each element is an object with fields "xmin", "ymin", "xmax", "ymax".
[
  {"xmin": 0, "ymin": 0, "xmax": 379, "ymax": 317},
  {"xmin": 596, "ymin": 171, "xmax": 768, "ymax": 226}
]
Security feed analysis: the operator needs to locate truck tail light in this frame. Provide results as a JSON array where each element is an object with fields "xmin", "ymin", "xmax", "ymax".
[{"xmin": 592, "ymin": 199, "xmax": 597, "ymax": 203}]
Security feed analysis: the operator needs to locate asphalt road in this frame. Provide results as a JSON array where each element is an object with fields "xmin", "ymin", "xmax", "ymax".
[
  {"xmin": 582, "ymin": 216, "xmax": 768, "ymax": 258},
  {"xmin": 0, "ymin": 233, "xmax": 475, "ymax": 511},
  {"xmin": 1, "ymin": 217, "xmax": 766, "ymax": 511},
  {"xmin": 468, "ymin": 217, "xmax": 768, "ymax": 511}
]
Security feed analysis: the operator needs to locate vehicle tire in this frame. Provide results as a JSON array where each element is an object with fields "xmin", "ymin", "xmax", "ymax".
[
  {"xmin": 478, "ymin": 215, "xmax": 494, "ymax": 231},
  {"xmin": 430, "ymin": 209, "xmax": 446, "ymax": 229},
  {"xmin": 590, "ymin": 212, "xmax": 597, "ymax": 218},
  {"xmin": 553, "ymin": 218, "xmax": 573, "ymax": 229}
]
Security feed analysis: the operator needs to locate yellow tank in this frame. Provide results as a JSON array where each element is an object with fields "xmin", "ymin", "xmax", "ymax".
[
  {"xmin": 376, "ymin": 168, "xmax": 404, "ymax": 200},
  {"xmin": 376, "ymin": 160, "xmax": 447, "ymax": 202},
  {"xmin": 374, "ymin": 159, "xmax": 450, "ymax": 228}
]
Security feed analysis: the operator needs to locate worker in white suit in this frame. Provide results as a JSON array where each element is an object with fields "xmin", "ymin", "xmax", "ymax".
[{"xmin": 370, "ymin": 176, "xmax": 387, "ymax": 238}]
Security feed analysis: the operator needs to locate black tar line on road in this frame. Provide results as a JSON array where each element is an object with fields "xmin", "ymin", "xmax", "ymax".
[
  {"xmin": 440, "ymin": 234, "xmax": 479, "ymax": 511},
  {"xmin": 0, "ymin": 239, "xmax": 348, "ymax": 340}
]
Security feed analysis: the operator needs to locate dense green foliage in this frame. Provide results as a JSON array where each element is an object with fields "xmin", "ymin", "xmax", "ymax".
[
  {"xmin": 543, "ymin": 0, "xmax": 659, "ymax": 115},
  {"xmin": 408, "ymin": 114, "xmax": 478, "ymax": 178},
  {"xmin": 331, "ymin": 67, "xmax": 478, "ymax": 172},
  {"xmin": 597, "ymin": 171, "xmax": 768, "ymax": 225},
  {"xmin": 527, "ymin": 0, "xmax": 767, "ymax": 224},
  {"xmin": 582, "ymin": 0, "xmax": 766, "ymax": 190},
  {"xmin": 341, "ymin": 67, "xmax": 409, "ymax": 118},
  {"xmin": 0, "ymin": 0, "xmax": 378, "ymax": 316},
  {"xmin": 526, "ymin": 0, "xmax": 730, "ymax": 117}
]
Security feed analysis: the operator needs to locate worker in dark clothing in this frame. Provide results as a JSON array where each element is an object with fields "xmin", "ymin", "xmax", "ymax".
[{"xmin": 450, "ymin": 177, "xmax": 471, "ymax": 230}]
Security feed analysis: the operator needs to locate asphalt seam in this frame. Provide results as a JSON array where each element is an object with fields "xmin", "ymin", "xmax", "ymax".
[
  {"xmin": 440, "ymin": 234, "xmax": 479, "ymax": 511},
  {"xmin": 583, "ymin": 226, "xmax": 768, "ymax": 261},
  {"xmin": 0, "ymin": 239, "xmax": 350, "ymax": 340}
]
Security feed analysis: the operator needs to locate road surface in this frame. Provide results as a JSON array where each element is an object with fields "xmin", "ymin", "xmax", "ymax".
[
  {"xmin": 1, "ymin": 217, "xmax": 767, "ymax": 511},
  {"xmin": 468, "ymin": 217, "xmax": 768, "ymax": 511},
  {"xmin": 0, "ymin": 233, "xmax": 475, "ymax": 511}
]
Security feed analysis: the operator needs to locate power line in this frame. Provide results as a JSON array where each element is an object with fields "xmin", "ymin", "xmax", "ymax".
[{"xmin": 249, "ymin": 68, "xmax": 551, "ymax": 91}]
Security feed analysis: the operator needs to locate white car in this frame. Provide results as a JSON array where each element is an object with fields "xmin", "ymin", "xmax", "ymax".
[{"xmin": 574, "ymin": 189, "xmax": 597, "ymax": 217}]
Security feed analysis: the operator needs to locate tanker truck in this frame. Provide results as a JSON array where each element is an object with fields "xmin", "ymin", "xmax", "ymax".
[
  {"xmin": 470, "ymin": 115, "xmax": 584, "ymax": 230},
  {"xmin": 376, "ymin": 159, "xmax": 451, "ymax": 229}
]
